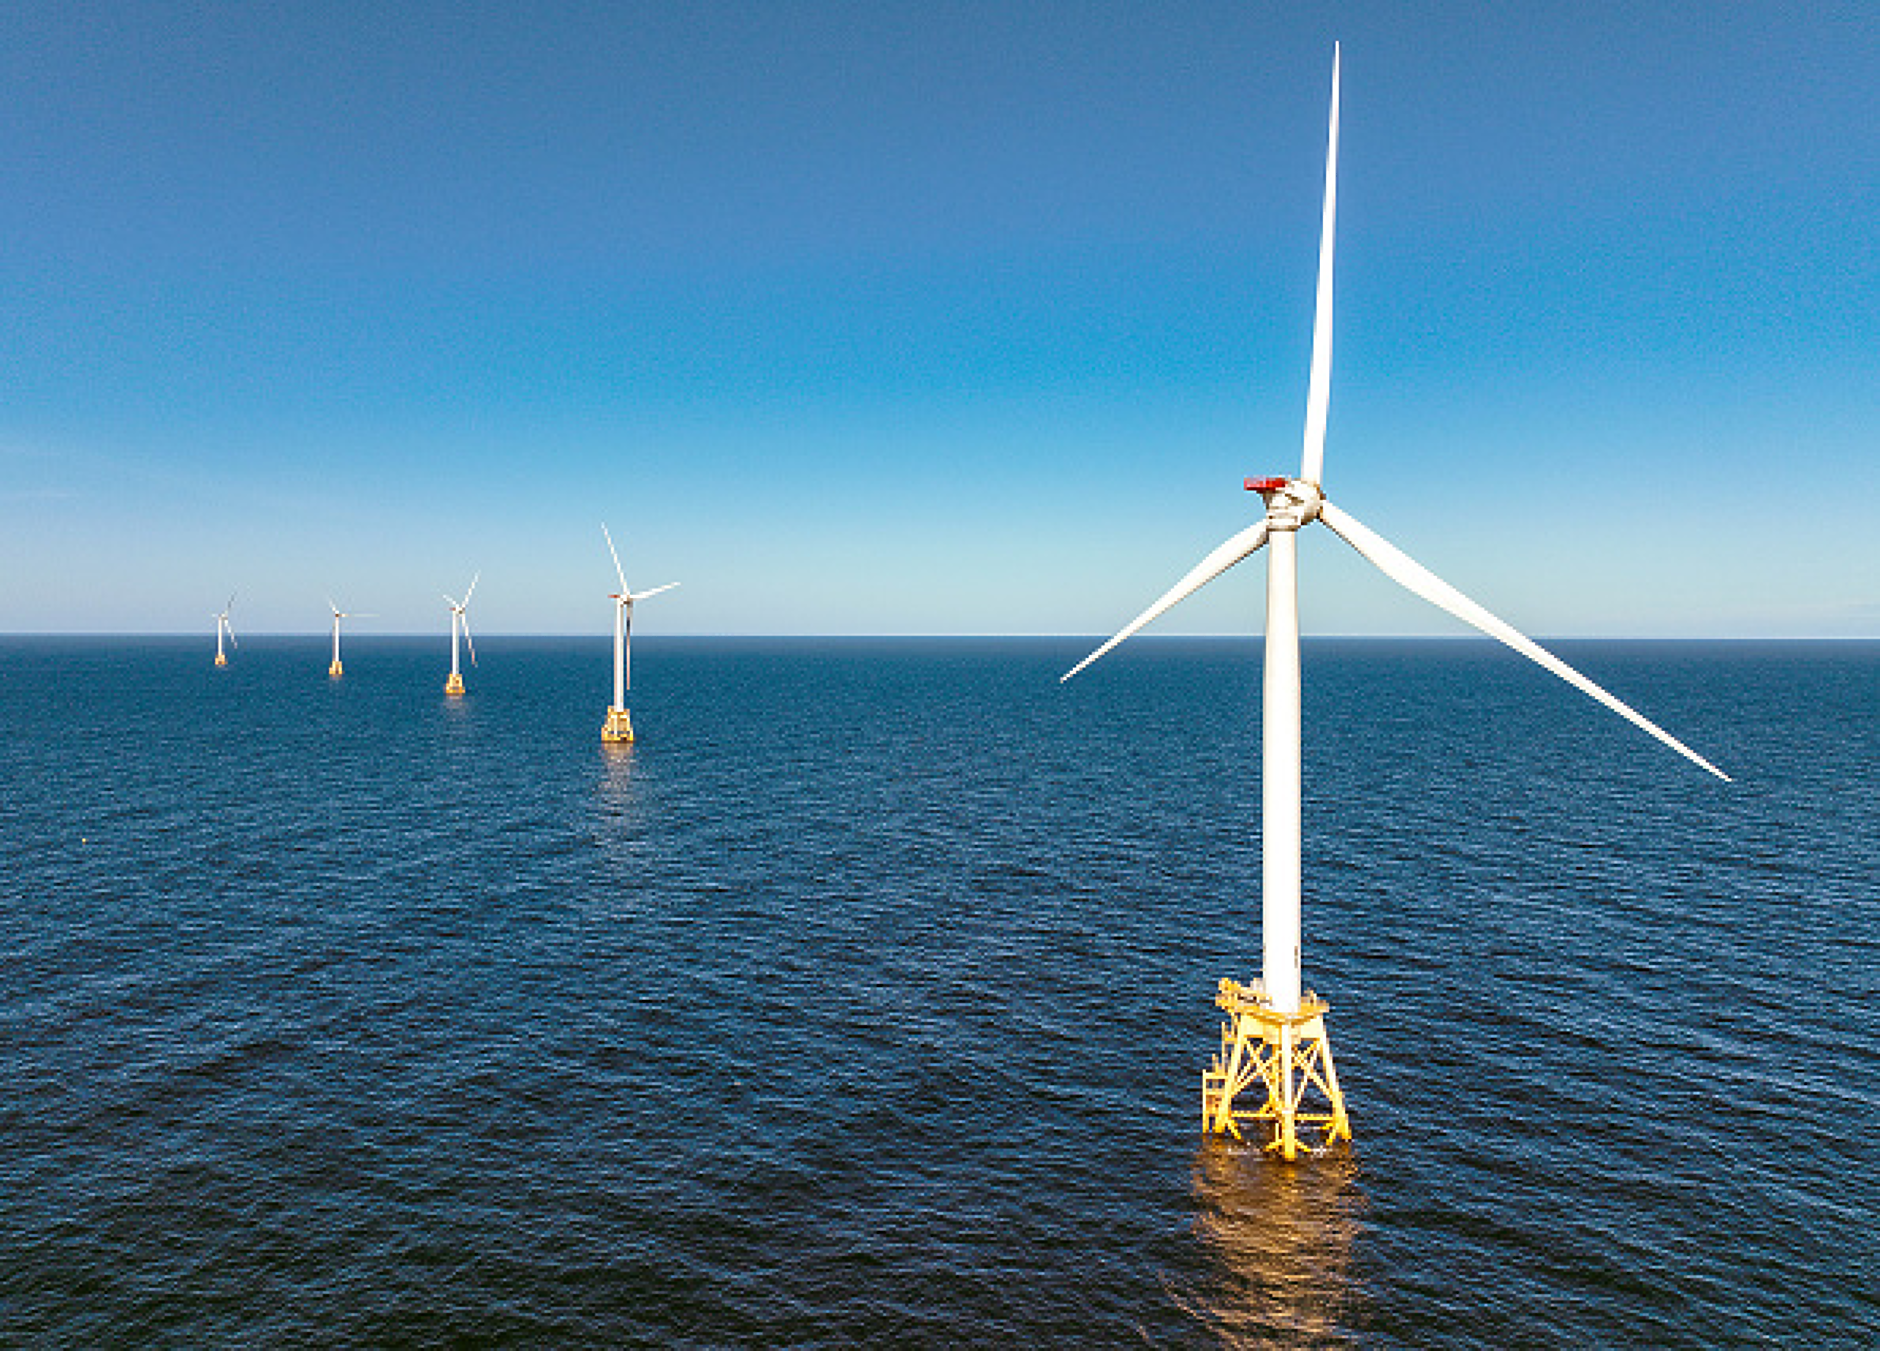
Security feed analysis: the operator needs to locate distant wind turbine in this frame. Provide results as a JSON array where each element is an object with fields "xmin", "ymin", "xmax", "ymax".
[
  {"xmin": 600, "ymin": 523, "xmax": 678, "ymax": 743},
  {"xmin": 1062, "ymin": 44, "xmax": 1729, "ymax": 1161},
  {"xmin": 442, "ymin": 573, "xmax": 479, "ymax": 696},
  {"xmin": 212, "ymin": 595, "xmax": 236, "ymax": 668},
  {"xmin": 326, "ymin": 599, "xmax": 375, "ymax": 678}
]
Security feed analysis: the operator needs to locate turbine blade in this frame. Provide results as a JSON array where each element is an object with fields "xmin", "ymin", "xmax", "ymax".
[
  {"xmin": 629, "ymin": 582, "xmax": 680, "ymax": 602},
  {"xmin": 601, "ymin": 523, "xmax": 629, "ymax": 594},
  {"xmin": 1300, "ymin": 43, "xmax": 1340, "ymax": 486},
  {"xmin": 1061, "ymin": 520, "xmax": 1269, "ymax": 682},
  {"xmin": 462, "ymin": 617, "xmax": 477, "ymax": 667},
  {"xmin": 1316, "ymin": 500, "xmax": 1731, "ymax": 782},
  {"xmin": 443, "ymin": 594, "xmax": 459, "ymax": 608},
  {"xmin": 463, "ymin": 571, "xmax": 480, "ymax": 607}
]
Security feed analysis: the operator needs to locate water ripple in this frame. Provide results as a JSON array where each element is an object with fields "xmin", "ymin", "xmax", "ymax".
[{"xmin": 1, "ymin": 637, "xmax": 1875, "ymax": 1346}]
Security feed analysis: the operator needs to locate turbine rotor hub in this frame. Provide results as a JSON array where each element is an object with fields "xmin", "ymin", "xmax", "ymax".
[{"xmin": 1246, "ymin": 476, "xmax": 1323, "ymax": 530}]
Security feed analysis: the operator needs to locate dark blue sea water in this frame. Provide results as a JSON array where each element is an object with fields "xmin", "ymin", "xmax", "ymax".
[{"xmin": 1, "ymin": 636, "xmax": 1875, "ymax": 1347}]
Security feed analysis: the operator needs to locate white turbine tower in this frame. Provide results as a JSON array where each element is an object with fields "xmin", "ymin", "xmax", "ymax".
[
  {"xmin": 442, "ymin": 572, "xmax": 479, "ymax": 696},
  {"xmin": 600, "ymin": 523, "xmax": 678, "ymax": 744},
  {"xmin": 212, "ymin": 595, "xmax": 236, "ymax": 668},
  {"xmin": 1063, "ymin": 45, "xmax": 1729, "ymax": 1161},
  {"xmin": 327, "ymin": 599, "xmax": 375, "ymax": 678}
]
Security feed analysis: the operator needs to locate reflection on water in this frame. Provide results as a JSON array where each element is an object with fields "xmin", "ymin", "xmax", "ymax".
[
  {"xmin": 595, "ymin": 741, "xmax": 638, "ymax": 819},
  {"xmin": 1183, "ymin": 1140, "xmax": 1369, "ymax": 1347}
]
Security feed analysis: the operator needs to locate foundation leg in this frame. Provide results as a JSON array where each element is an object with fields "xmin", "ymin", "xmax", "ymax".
[
  {"xmin": 1276, "ymin": 1021, "xmax": 1299, "ymax": 1161},
  {"xmin": 1212, "ymin": 1019, "xmax": 1249, "ymax": 1136},
  {"xmin": 1317, "ymin": 1031, "xmax": 1351, "ymax": 1144}
]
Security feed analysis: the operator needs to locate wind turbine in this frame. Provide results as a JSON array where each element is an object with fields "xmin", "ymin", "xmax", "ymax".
[
  {"xmin": 442, "ymin": 573, "xmax": 479, "ymax": 696},
  {"xmin": 1062, "ymin": 45, "xmax": 1729, "ymax": 1161},
  {"xmin": 212, "ymin": 595, "xmax": 236, "ymax": 668},
  {"xmin": 326, "ymin": 599, "xmax": 375, "ymax": 678},
  {"xmin": 600, "ymin": 523, "xmax": 678, "ymax": 743}
]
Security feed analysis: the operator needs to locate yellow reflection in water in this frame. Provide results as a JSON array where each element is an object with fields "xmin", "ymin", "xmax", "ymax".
[
  {"xmin": 596, "ymin": 740, "xmax": 637, "ymax": 811},
  {"xmin": 1185, "ymin": 1140, "xmax": 1368, "ymax": 1348},
  {"xmin": 590, "ymin": 740, "xmax": 652, "ymax": 879}
]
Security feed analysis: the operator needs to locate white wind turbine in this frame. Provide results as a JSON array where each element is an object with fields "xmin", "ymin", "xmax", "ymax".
[
  {"xmin": 600, "ymin": 523, "xmax": 678, "ymax": 743},
  {"xmin": 212, "ymin": 595, "xmax": 237, "ymax": 667},
  {"xmin": 326, "ymin": 598, "xmax": 375, "ymax": 678},
  {"xmin": 1063, "ymin": 44, "xmax": 1729, "ymax": 1160},
  {"xmin": 442, "ymin": 573, "xmax": 479, "ymax": 696}
]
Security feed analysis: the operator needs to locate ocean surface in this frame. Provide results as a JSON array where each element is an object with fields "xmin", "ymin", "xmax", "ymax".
[{"xmin": 1, "ymin": 636, "xmax": 1874, "ymax": 1348}]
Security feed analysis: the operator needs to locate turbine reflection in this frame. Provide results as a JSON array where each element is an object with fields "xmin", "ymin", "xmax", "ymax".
[
  {"xmin": 1185, "ymin": 1139, "xmax": 1368, "ymax": 1347},
  {"xmin": 594, "ymin": 739, "xmax": 652, "ymax": 839},
  {"xmin": 596, "ymin": 739, "xmax": 638, "ymax": 804}
]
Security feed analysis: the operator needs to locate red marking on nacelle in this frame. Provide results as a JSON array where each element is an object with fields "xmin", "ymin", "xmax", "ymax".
[{"xmin": 1245, "ymin": 476, "xmax": 1289, "ymax": 493}]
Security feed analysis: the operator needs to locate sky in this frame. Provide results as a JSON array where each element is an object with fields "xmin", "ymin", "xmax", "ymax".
[{"xmin": 1, "ymin": 1, "xmax": 1874, "ymax": 637}]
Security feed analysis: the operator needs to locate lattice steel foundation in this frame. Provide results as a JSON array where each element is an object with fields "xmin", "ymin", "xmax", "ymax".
[{"xmin": 1202, "ymin": 978, "xmax": 1350, "ymax": 1161}]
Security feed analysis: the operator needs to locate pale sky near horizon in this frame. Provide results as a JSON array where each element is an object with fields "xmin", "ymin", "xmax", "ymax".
[{"xmin": 1, "ymin": 2, "xmax": 1874, "ymax": 637}]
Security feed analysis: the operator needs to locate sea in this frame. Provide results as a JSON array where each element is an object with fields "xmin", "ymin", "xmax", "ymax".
[{"xmin": 1, "ymin": 636, "xmax": 1874, "ymax": 1348}]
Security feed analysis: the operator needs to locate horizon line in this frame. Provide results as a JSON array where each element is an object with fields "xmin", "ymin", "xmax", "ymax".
[{"xmin": 0, "ymin": 631, "xmax": 1869, "ymax": 643}]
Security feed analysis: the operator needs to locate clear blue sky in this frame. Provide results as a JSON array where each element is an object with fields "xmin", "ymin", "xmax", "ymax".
[{"xmin": 1, "ymin": 1, "xmax": 1874, "ymax": 636}]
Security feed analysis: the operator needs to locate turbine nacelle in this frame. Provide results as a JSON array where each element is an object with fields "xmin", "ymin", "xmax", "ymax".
[{"xmin": 1247, "ymin": 476, "xmax": 1323, "ymax": 531}]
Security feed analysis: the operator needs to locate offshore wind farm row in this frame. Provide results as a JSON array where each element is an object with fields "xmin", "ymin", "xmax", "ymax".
[
  {"xmin": 208, "ymin": 522, "xmax": 676, "ymax": 745},
  {"xmin": 206, "ymin": 46, "xmax": 1728, "ymax": 1162},
  {"xmin": 192, "ymin": 46, "xmax": 1729, "ymax": 1163}
]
